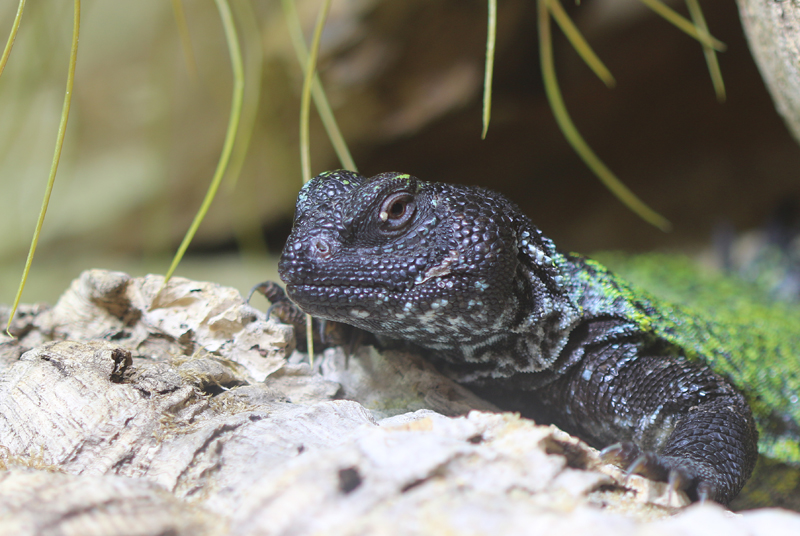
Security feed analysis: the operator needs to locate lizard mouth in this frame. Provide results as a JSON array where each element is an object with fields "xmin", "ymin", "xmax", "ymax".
[
  {"xmin": 285, "ymin": 281, "xmax": 411, "ymax": 303},
  {"xmin": 279, "ymin": 249, "xmax": 464, "ymax": 318},
  {"xmin": 283, "ymin": 281, "xmax": 417, "ymax": 324}
]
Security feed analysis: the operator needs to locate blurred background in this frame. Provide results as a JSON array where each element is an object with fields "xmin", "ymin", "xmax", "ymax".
[{"xmin": 1, "ymin": 0, "xmax": 799, "ymax": 304}]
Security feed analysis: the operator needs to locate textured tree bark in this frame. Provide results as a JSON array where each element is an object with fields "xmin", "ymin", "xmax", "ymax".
[
  {"xmin": 2, "ymin": 271, "xmax": 800, "ymax": 534},
  {"xmin": 737, "ymin": 0, "xmax": 800, "ymax": 144}
]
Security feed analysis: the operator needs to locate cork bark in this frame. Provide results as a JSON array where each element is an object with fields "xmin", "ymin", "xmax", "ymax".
[{"xmin": 1, "ymin": 270, "xmax": 798, "ymax": 535}]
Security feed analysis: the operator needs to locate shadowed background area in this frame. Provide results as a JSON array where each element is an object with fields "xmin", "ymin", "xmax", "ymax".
[{"xmin": 1, "ymin": 0, "xmax": 798, "ymax": 303}]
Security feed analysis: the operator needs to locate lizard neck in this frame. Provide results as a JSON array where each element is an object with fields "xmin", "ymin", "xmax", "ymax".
[
  {"xmin": 448, "ymin": 223, "xmax": 653, "ymax": 386},
  {"xmin": 556, "ymin": 252, "xmax": 656, "ymax": 334},
  {"xmin": 433, "ymin": 224, "xmax": 587, "ymax": 386}
]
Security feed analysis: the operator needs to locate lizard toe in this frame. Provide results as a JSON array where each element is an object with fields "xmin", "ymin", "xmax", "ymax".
[{"xmin": 601, "ymin": 442, "xmax": 721, "ymax": 502}]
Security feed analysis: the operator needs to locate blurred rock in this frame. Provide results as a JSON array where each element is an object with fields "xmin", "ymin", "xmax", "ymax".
[{"xmin": 738, "ymin": 0, "xmax": 800, "ymax": 145}]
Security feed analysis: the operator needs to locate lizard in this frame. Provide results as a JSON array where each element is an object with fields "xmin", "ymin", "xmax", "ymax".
[{"xmin": 276, "ymin": 169, "xmax": 800, "ymax": 505}]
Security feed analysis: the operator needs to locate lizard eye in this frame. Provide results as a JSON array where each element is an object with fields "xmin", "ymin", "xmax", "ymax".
[{"xmin": 379, "ymin": 192, "xmax": 415, "ymax": 230}]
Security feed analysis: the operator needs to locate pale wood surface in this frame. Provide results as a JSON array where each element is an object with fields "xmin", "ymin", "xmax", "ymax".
[{"xmin": 0, "ymin": 270, "xmax": 797, "ymax": 535}]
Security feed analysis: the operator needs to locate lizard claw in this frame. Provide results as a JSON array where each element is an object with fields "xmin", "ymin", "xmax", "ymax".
[
  {"xmin": 249, "ymin": 280, "xmax": 368, "ymax": 357},
  {"xmin": 600, "ymin": 443, "xmax": 658, "ymax": 484},
  {"xmin": 625, "ymin": 454, "xmax": 651, "ymax": 483},
  {"xmin": 599, "ymin": 442, "xmax": 640, "ymax": 469},
  {"xmin": 695, "ymin": 480, "xmax": 713, "ymax": 504},
  {"xmin": 600, "ymin": 441, "xmax": 718, "ymax": 502}
]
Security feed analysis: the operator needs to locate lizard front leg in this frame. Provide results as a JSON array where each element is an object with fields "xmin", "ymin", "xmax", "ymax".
[{"xmin": 528, "ymin": 322, "xmax": 759, "ymax": 504}]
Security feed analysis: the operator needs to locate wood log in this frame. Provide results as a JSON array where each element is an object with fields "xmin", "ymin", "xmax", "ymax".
[{"xmin": 1, "ymin": 270, "xmax": 799, "ymax": 535}]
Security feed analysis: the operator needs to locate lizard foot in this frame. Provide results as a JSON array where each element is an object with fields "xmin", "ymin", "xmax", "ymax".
[
  {"xmin": 248, "ymin": 281, "xmax": 368, "ymax": 355},
  {"xmin": 600, "ymin": 442, "xmax": 716, "ymax": 502},
  {"xmin": 249, "ymin": 281, "xmax": 307, "ymax": 329}
]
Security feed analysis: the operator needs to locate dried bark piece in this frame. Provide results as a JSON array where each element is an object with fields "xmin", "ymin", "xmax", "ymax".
[
  {"xmin": 0, "ymin": 340, "xmax": 197, "ymax": 475},
  {"xmin": 0, "ymin": 469, "xmax": 224, "ymax": 536},
  {"xmin": 2, "ymin": 270, "xmax": 800, "ymax": 535},
  {"xmin": 230, "ymin": 412, "xmax": 620, "ymax": 536},
  {"xmin": 320, "ymin": 346, "xmax": 500, "ymax": 418},
  {"xmin": 32, "ymin": 270, "xmax": 293, "ymax": 381}
]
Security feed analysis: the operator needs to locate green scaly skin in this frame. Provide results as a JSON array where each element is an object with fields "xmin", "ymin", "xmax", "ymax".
[
  {"xmin": 592, "ymin": 253, "xmax": 800, "ymax": 467},
  {"xmin": 594, "ymin": 252, "xmax": 800, "ymax": 509}
]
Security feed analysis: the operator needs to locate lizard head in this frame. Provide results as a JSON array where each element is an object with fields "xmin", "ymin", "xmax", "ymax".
[{"xmin": 278, "ymin": 170, "xmax": 556, "ymax": 348}]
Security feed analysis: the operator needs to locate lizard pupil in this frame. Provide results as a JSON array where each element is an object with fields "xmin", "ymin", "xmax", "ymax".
[
  {"xmin": 389, "ymin": 201, "xmax": 405, "ymax": 218},
  {"xmin": 380, "ymin": 192, "xmax": 415, "ymax": 229}
]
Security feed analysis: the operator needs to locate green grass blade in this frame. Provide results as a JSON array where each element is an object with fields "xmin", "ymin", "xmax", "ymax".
[
  {"xmin": 0, "ymin": 0, "xmax": 26, "ymax": 78},
  {"xmin": 170, "ymin": 0, "xmax": 198, "ymax": 78},
  {"xmin": 283, "ymin": 0, "xmax": 356, "ymax": 172},
  {"xmin": 538, "ymin": 0, "xmax": 670, "ymax": 232},
  {"xmin": 6, "ymin": 0, "xmax": 79, "ymax": 336},
  {"xmin": 163, "ymin": 0, "xmax": 245, "ymax": 283},
  {"xmin": 685, "ymin": 0, "xmax": 724, "ymax": 102},
  {"xmin": 226, "ymin": 0, "xmax": 268, "ymax": 257},
  {"xmin": 300, "ymin": 0, "xmax": 332, "ymax": 184},
  {"xmin": 481, "ymin": 0, "xmax": 497, "ymax": 139},
  {"xmin": 548, "ymin": 0, "xmax": 615, "ymax": 88},
  {"xmin": 298, "ymin": 0, "xmax": 332, "ymax": 364},
  {"xmin": 638, "ymin": 0, "xmax": 725, "ymax": 51},
  {"xmin": 225, "ymin": 0, "xmax": 263, "ymax": 192}
]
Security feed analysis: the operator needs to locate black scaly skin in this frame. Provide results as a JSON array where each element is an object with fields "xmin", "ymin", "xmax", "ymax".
[{"xmin": 278, "ymin": 170, "xmax": 758, "ymax": 504}]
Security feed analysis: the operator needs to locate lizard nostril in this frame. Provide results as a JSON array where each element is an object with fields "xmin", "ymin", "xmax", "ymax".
[{"xmin": 312, "ymin": 238, "xmax": 333, "ymax": 260}]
